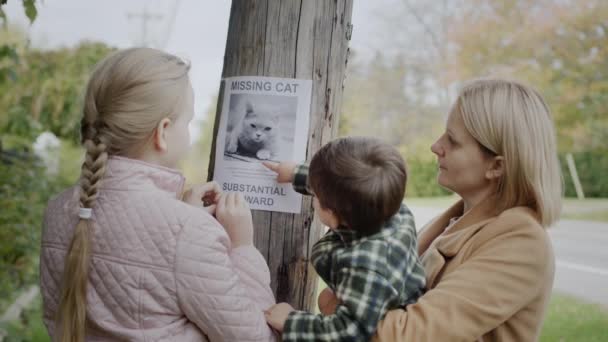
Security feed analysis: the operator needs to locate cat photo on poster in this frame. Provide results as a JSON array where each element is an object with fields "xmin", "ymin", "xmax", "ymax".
[
  {"xmin": 212, "ymin": 76, "xmax": 311, "ymax": 214},
  {"xmin": 223, "ymin": 93, "xmax": 296, "ymax": 163}
]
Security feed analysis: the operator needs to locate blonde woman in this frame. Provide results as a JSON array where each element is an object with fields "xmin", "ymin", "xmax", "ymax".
[
  {"xmin": 40, "ymin": 48, "xmax": 276, "ymax": 341},
  {"xmin": 290, "ymin": 79, "xmax": 561, "ymax": 341}
]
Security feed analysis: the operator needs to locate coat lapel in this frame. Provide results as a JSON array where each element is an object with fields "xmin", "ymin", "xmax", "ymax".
[
  {"xmin": 418, "ymin": 197, "xmax": 500, "ymax": 289},
  {"xmin": 417, "ymin": 201, "xmax": 465, "ymax": 256}
]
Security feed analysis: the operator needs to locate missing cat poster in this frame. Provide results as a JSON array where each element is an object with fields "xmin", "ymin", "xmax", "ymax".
[{"xmin": 211, "ymin": 76, "xmax": 312, "ymax": 214}]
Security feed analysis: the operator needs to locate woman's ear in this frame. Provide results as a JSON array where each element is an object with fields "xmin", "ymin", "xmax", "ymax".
[
  {"xmin": 153, "ymin": 118, "xmax": 172, "ymax": 152},
  {"xmin": 485, "ymin": 155, "xmax": 505, "ymax": 180}
]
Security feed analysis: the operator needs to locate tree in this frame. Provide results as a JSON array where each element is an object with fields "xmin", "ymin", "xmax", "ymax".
[
  {"xmin": 0, "ymin": 0, "xmax": 37, "ymax": 85},
  {"xmin": 340, "ymin": 51, "xmax": 443, "ymax": 147},
  {"xmin": 448, "ymin": 0, "xmax": 608, "ymax": 152},
  {"xmin": 0, "ymin": 0, "xmax": 38, "ymax": 28},
  {"xmin": 0, "ymin": 37, "xmax": 114, "ymax": 142}
]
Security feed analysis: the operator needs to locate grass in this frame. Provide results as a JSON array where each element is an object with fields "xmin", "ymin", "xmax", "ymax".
[
  {"xmin": 407, "ymin": 196, "xmax": 608, "ymax": 223},
  {"xmin": 540, "ymin": 293, "xmax": 608, "ymax": 342},
  {"xmin": 3, "ymin": 288, "xmax": 607, "ymax": 341},
  {"xmin": 1, "ymin": 296, "xmax": 49, "ymax": 342}
]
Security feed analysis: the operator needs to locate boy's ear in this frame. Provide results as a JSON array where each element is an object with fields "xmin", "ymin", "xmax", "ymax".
[
  {"xmin": 327, "ymin": 209, "xmax": 343, "ymax": 230},
  {"xmin": 154, "ymin": 118, "xmax": 172, "ymax": 152},
  {"xmin": 485, "ymin": 155, "xmax": 504, "ymax": 180}
]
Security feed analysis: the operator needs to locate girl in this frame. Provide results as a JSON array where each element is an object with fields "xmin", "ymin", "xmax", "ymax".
[{"xmin": 40, "ymin": 48, "xmax": 276, "ymax": 341}]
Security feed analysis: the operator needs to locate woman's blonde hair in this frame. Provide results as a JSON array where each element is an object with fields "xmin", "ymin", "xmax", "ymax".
[
  {"xmin": 56, "ymin": 47, "xmax": 190, "ymax": 342},
  {"xmin": 455, "ymin": 78, "xmax": 562, "ymax": 228}
]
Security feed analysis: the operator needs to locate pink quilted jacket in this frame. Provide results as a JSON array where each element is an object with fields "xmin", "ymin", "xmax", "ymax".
[{"xmin": 40, "ymin": 156, "xmax": 277, "ymax": 341}]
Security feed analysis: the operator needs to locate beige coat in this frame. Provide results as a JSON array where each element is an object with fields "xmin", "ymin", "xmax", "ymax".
[{"xmin": 374, "ymin": 199, "xmax": 555, "ymax": 342}]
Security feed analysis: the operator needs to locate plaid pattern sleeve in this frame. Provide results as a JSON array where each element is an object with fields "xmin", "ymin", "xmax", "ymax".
[
  {"xmin": 282, "ymin": 204, "xmax": 426, "ymax": 342},
  {"xmin": 310, "ymin": 230, "xmax": 342, "ymax": 287},
  {"xmin": 292, "ymin": 163, "xmax": 311, "ymax": 195},
  {"xmin": 283, "ymin": 266, "xmax": 399, "ymax": 342}
]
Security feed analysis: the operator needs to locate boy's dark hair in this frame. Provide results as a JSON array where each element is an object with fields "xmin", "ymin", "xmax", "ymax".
[{"xmin": 309, "ymin": 137, "xmax": 407, "ymax": 236}]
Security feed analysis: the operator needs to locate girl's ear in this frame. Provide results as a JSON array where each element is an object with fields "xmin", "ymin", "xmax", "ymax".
[{"xmin": 153, "ymin": 118, "xmax": 172, "ymax": 152}]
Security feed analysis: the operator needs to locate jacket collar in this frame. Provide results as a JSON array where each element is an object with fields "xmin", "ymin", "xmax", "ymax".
[
  {"xmin": 418, "ymin": 196, "xmax": 500, "ymax": 257},
  {"xmin": 99, "ymin": 156, "xmax": 186, "ymax": 199}
]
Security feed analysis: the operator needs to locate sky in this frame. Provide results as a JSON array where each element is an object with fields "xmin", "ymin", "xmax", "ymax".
[{"xmin": 3, "ymin": 0, "xmax": 392, "ymax": 138}]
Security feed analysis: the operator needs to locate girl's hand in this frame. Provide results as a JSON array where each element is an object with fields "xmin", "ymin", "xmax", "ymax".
[
  {"xmin": 182, "ymin": 181, "xmax": 222, "ymax": 215},
  {"xmin": 215, "ymin": 192, "xmax": 254, "ymax": 248},
  {"xmin": 264, "ymin": 302, "xmax": 295, "ymax": 332},
  {"xmin": 262, "ymin": 161, "xmax": 297, "ymax": 183}
]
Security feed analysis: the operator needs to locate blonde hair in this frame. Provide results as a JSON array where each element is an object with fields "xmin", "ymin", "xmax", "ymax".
[
  {"xmin": 56, "ymin": 48, "xmax": 190, "ymax": 342},
  {"xmin": 455, "ymin": 78, "xmax": 562, "ymax": 228}
]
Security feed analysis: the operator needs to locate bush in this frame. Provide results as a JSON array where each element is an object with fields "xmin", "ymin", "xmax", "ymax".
[
  {"xmin": 404, "ymin": 149, "xmax": 608, "ymax": 198},
  {"xmin": 560, "ymin": 150, "xmax": 608, "ymax": 198},
  {"xmin": 0, "ymin": 140, "xmax": 60, "ymax": 313},
  {"xmin": 404, "ymin": 153, "xmax": 451, "ymax": 198},
  {"xmin": 0, "ymin": 296, "xmax": 50, "ymax": 342}
]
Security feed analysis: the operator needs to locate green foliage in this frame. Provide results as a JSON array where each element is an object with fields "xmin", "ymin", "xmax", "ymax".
[
  {"xmin": 0, "ymin": 27, "xmax": 110, "ymax": 317},
  {"xmin": 1, "ymin": 0, "xmax": 38, "ymax": 29},
  {"xmin": 339, "ymin": 0, "xmax": 608, "ymax": 197},
  {"xmin": 0, "ymin": 142, "xmax": 55, "ymax": 313},
  {"xmin": 560, "ymin": 150, "xmax": 608, "ymax": 198},
  {"xmin": 449, "ymin": 0, "xmax": 608, "ymax": 153},
  {"xmin": 22, "ymin": 0, "xmax": 36, "ymax": 23},
  {"xmin": 0, "ymin": 43, "xmax": 19, "ymax": 81},
  {"xmin": 340, "ymin": 53, "xmax": 443, "ymax": 147},
  {"xmin": 406, "ymin": 155, "xmax": 451, "ymax": 197},
  {"xmin": 540, "ymin": 294, "xmax": 608, "ymax": 342},
  {"xmin": 0, "ymin": 137, "xmax": 81, "ymax": 324},
  {"xmin": 0, "ymin": 40, "xmax": 115, "ymax": 142},
  {"xmin": 1, "ymin": 295, "xmax": 50, "ymax": 342},
  {"xmin": 339, "ymin": 53, "xmax": 447, "ymax": 197}
]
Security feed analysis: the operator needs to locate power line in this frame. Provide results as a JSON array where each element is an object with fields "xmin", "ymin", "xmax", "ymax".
[{"xmin": 127, "ymin": 5, "xmax": 163, "ymax": 47}]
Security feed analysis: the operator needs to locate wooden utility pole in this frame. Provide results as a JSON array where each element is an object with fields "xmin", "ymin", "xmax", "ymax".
[{"xmin": 208, "ymin": 0, "xmax": 353, "ymax": 310}]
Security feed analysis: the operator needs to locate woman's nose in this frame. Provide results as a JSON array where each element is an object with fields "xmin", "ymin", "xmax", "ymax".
[{"xmin": 431, "ymin": 140, "xmax": 443, "ymax": 156}]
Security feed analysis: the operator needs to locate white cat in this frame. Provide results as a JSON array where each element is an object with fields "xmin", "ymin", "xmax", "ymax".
[{"xmin": 225, "ymin": 101, "xmax": 279, "ymax": 160}]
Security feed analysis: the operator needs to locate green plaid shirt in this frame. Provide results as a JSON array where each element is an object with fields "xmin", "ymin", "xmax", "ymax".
[{"xmin": 283, "ymin": 164, "xmax": 426, "ymax": 341}]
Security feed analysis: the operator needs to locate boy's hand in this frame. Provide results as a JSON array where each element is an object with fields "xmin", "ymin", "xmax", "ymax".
[
  {"xmin": 215, "ymin": 192, "xmax": 254, "ymax": 248},
  {"xmin": 262, "ymin": 161, "xmax": 297, "ymax": 183},
  {"xmin": 182, "ymin": 181, "xmax": 222, "ymax": 215},
  {"xmin": 318, "ymin": 287, "xmax": 341, "ymax": 316},
  {"xmin": 264, "ymin": 302, "xmax": 295, "ymax": 332}
]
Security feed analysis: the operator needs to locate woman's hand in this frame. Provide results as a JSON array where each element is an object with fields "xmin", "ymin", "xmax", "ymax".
[
  {"xmin": 215, "ymin": 192, "xmax": 254, "ymax": 248},
  {"xmin": 264, "ymin": 302, "xmax": 295, "ymax": 332},
  {"xmin": 318, "ymin": 287, "xmax": 340, "ymax": 315},
  {"xmin": 182, "ymin": 181, "xmax": 222, "ymax": 215},
  {"xmin": 263, "ymin": 161, "xmax": 297, "ymax": 183}
]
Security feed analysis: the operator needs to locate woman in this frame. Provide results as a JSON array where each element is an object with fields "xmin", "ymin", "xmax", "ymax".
[{"xmin": 323, "ymin": 79, "xmax": 562, "ymax": 341}]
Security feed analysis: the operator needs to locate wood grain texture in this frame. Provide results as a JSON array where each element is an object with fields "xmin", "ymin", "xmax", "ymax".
[{"xmin": 208, "ymin": 0, "xmax": 353, "ymax": 310}]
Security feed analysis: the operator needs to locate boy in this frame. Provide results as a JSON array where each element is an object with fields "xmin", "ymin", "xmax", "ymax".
[{"xmin": 263, "ymin": 137, "xmax": 425, "ymax": 341}]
